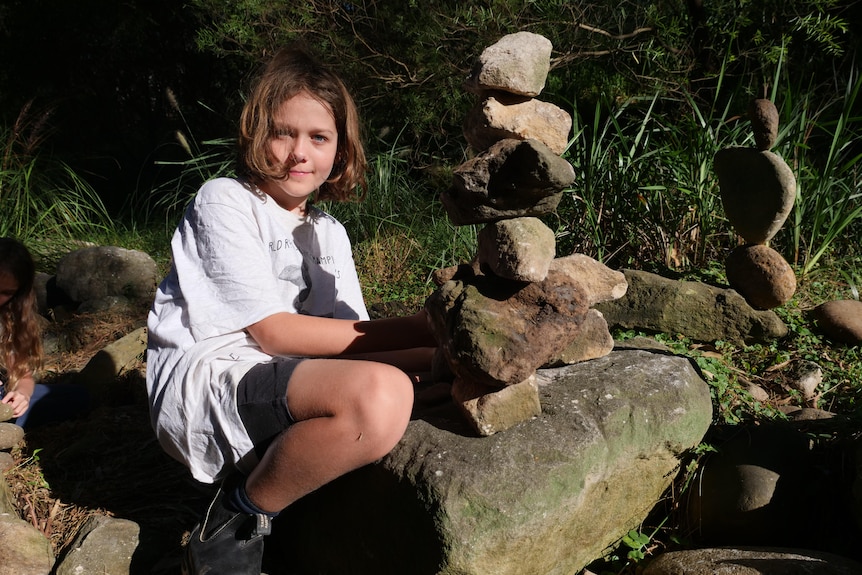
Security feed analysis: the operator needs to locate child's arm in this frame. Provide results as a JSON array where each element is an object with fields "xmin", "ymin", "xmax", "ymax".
[
  {"xmin": 246, "ymin": 310, "xmax": 436, "ymax": 361},
  {"xmin": 1, "ymin": 372, "xmax": 35, "ymax": 418}
]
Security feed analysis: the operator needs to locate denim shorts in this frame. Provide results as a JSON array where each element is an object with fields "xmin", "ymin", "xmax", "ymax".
[{"xmin": 236, "ymin": 358, "xmax": 304, "ymax": 458}]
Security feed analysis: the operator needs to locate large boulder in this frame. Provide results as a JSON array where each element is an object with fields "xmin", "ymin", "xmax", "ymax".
[
  {"xmin": 269, "ymin": 349, "xmax": 713, "ymax": 575},
  {"xmin": 0, "ymin": 513, "xmax": 54, "ymax": 575},
  {"xmin": 596, "ymin": 269, "xmax": 788, "ymax": 344},
  {"xmin": 54, "ymin": 246, "xmax": 159, "ymax": 309}
]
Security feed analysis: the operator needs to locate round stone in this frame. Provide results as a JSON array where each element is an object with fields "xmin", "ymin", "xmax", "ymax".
[
  {"xmin": 749, "ymin": 98, "xmax": 779, "ymax": 150},
  {"xmin": 813, "ymin": 299, "xmax": 862, "ymax": 345},
  {"xmin": 714, "ymin": 147, "xmax": 796, "ymax": 244},
  {"xmin": 725, "ymin": 244, "xmax": 796, "ymax": 309}
]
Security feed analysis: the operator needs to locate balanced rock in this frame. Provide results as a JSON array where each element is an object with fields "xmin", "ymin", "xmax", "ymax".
[
  {"xmin": 451, "ymin": 374, "xmax": 541, "ymax": 436},
  {"xmin": 271, "ymin": 350, "xmax": 712, "ymax": 575},
  {"xmin": 714, "ymin": 147, "xmax": 796, "ymax": 243},
  {"xmin": 55, "ymin": 246, "xmax": 159, "ymax": 307},
  {"xmin": 725, "ymin": 244, "xmax": 796, "ymax": 309},
  {"xmin": 425, "ymin": 268, "xmax": 589, "ymax": 388},
  {"xmin": 464, "ymin": 31, "xmax": 552, "ymax": 97},
  {"xmin": 441, "ymin": 138, "xmax": 575, "ymax": 225},
  {"xmin": 548, "ymin": 254, "xmax": 628, "ymax": 306},
  {"xmin": 813, "ymin": 299, "xmax": 862, "ymax": 345},
  {"xmin": 477, "ymin": 217, "xmax": 556, "ymax": 282},
  {"xmin": 543, "ymin": 309, "xmax": 614, "ymax": 367},
  {"xmin": 464, "ymin": 96, "xmax": 572, "ymax": 155},
  {"xmin": 749, "ymin": 98, "xmax": 780, "ymax": 150},
  {"xmin": 644, "ymin": 547, "xmax": 862, "ymax": 575},
  {"xmin": 596, "ymin": 269, "xmax": 788, "ymax": 344}
]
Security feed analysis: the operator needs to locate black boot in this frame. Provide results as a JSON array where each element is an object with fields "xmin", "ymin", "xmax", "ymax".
[{"xmin": 182, "ymin": 478, "xmax": 271, "ymax": 575}]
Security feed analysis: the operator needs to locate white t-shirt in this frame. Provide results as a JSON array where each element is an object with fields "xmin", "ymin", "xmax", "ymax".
[{"xmin": 146, "ymin": 177, "xmax": 368, "ymax": 483}]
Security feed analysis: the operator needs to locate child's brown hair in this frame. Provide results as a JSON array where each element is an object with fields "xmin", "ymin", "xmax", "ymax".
[
  {"xmin": 238, "ymin": 44, "xmax": 366, "ymax": 202},
  {"xmin": 0, "ymin": 238, "xmax": 42, "ymax": 391}
]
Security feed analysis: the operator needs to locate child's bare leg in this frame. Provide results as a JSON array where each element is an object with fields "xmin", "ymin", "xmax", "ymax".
[{"xmin": 245, "ymin": 358, "xmax": 413, "ymax": 513}]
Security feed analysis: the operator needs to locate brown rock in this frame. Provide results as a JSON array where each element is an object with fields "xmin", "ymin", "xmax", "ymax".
[
  {"xmin": 451, "ymin": 374, "xmax": 541, "ymax": 436},
  {"xmin": 543, "ymin": 309, "xmax": 614, "ymax": 367},
  {"xmin": 464, "ymin": 96, "xmax": 572, "ymax": 155},
  {"xmin": 714, "ymin": 147, "xmax": 796, "ymax": 244},
  {"xmin": 441, "ymin": 139, "xmax": 574, "ymax": 225},
  {"xmin": 463, "ymin": 32, "xmax": 552, "ymax": 97},
  {"xmin": 813, "ymin": 299, "xmax": 862, "ymax": 345},
  {"xmin": 725, "ymin": 244, "xmax": 796, "ymax": 309},
  {"xmin": 477, "ymin": 217, "xmax": 556, "ymax": 282},
  {"xmin": 749, "ymin": 98, "xmax": 780, "ymax": 150},
  {"xmin": 425, "ymin": 269, "xmax": 590, "ymax": 387},
  {"xmin": 549, "ymin": 254, "xmax": 628, "ymax": 306}
]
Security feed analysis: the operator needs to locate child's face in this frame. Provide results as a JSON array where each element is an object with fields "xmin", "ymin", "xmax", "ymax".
[
  {"xmin": 261, "ymin": 91, "xmax": 339, "ymax": 214},
  {"xmin": 0, "ymin": 272, "xmax": 18, "ymax": 308}
]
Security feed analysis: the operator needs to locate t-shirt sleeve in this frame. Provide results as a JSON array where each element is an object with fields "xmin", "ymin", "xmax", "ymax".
[{"xmin": 173, "ymin": 188, "xmax": 286, "ymax": 341}]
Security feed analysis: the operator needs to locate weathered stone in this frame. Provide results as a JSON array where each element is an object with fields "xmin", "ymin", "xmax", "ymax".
[
  {"xmin": 464, "ymin": 96, "xmax": 572, "ymax": 155},
  {"xmin": 0, "ymin": 451, "xmax": 13, "ymax": 473},
  {"xmin": 785, "ymin": 359, "xmax": 822, "ymax": 403},
  {"xmin": 441, "ymin": 139, "xmax": 574, "ymax": 225},
  {"xmin": 425, "ymin": 269, "xmax": 590, "ymax": 387},
  {"xmin": 644, "ymin": 547, "xmax": 862, "ymax": 575},
  {"xmin": 813, "ymin": 299, "xmax": 862, "ymax": 345},
  {"xmin": 0, "ymin": 402, "xmax": 13, "ymax": 422},
  {"xmin": 0, "ymin": 422, "xmax": 24, "ymax": 450},
  {"xmin": 477, "ymin": 217, "xmax": 556, "ymax": 282},
  {"xmin": 595, "ymin": 269, "xmax": 788, "ymax": 344},
  {"xmin": 0, "ymin": 513, "xmax": 54, "ymax": 575},
  {"xmin": 271, "ymin": 350, "xmax": 712, "ymax": 575},
  {"xmin": 714, "ymin": 147, "xmax": 796, "ymax": 244},
  {"xmin": 725, "ymin": 244, "xmax": 796, "ymax": 309},
  {"xmin": 452, "ymin": 374, "xmax": 541, "ymax": 436},
  {"xmin": 55, "ymin": 246, "xmax": 159, "ymax": 307},
  {"xmin": 544, "ymin": 309, "xmax": 614, "ymax": 367},
  {"xmin": 548, "ymin": 254, "xmax": 628, "ymax": 306},
  {"xmin": 54, "ymin": 514, "xmax": 140, "ymax": 575},
  {"xmin": 683, "ymin": 425, "xmax": 838, "ymax": 548},
  {"xmin": 76, "ymin": 326, "xmax": 147, "ymax": 401},
  {"xmin": 749, "ymin": 98, "xmax": 780, "ymax": 151},
  {"xmin": 464, "ymin": 32, "xmax": 552, "ymax": 97},
  {"xmin": 0, "ymin": 476, "xmax": 14, "ymax": 514}
]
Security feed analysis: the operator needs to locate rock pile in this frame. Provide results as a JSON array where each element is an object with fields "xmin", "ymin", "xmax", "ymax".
[
  {"xmin": 425, "ymin": 32, "xmax": 627, "ymax": 436},
  {"xmin": 714, "ymin": 98, "xmax": 797, "ymax": 309}
]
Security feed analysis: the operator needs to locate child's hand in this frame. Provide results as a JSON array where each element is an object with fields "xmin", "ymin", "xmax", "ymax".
[{"xmin": 1, "ymin": 390, "xmax": 31, "ymax": 418}]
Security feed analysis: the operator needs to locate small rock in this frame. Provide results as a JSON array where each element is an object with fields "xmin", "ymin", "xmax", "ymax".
[
  {"xmin": 477, "ymin": 217, "xmax": 556, "ymax": 282},
  {"xmin": 0, "ymin": 451, "xmax": 14, "ymax": 473},
  {"xmin": 54, "ymin": 514, "xmax": 141, "ymax": 575},
  {"xmin": 813, "ymin": 299, "xmax": 862, "ymax": 345},
  {"xmin": 785, "ymin": 359, "xmax": 822, "ymax": 402},
  {"xmin": 544, "ymin": 309, "xmax": 614, "ymax": 367},
  {"xmin": 548, "ymin": 253, "xmax": 628, "ymax": 306},
  {"xmin": 749, "ymin": 98, "xmax": 780, "ymax": 150},
  {"xmin": 441, "ymin": 138, "xmax": 575, "ymax": 225},
  {"xmin": 0, "ymin": 512, "xmax": 55, "ymax": 575},
  {"xmin": 644, "ymin": 546, "xmax": 862, "ymax": 575},
  {"xmin": 464, "ymin": 31, "xmax": 553, "ymax": 97},
  {"xmin": 0, "ymin": 402, "xmax": 13, "ymax": 422},
  {"xmin": 451, "ymin": 374, "xmax": 541, "ymax": 436},
  {"xmin": 463, "ymin": 96, "xmax": 572, "ymax": 155},
  {"xmin": 725, "ymin": 244, "xmax": 796, "ymax": 309},
  {"xmin": 0, "ymin": 422, "xmax": 25, "ymax": 451}
]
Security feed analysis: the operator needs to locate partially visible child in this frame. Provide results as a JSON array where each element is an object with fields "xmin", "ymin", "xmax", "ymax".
[
  {"xmin": 146, "ymin": 45, "xmax": 436, "ymax": 574},
  {"xmin": 0, "ymin": 237, "xmax": 90, "ymax": 428}
]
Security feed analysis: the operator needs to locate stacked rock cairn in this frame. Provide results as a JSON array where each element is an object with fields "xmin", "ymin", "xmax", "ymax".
[
  {"xmin": 714, "ymin": 99, "xmax": 798, "ymax": 309},
  {"xmin": 424, "ymin": 32, "xmax": 627, "ymax": 436}
]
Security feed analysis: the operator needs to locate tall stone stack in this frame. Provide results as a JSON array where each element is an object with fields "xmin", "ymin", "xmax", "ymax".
[
  {"xmin": 425, "ymin": 32, "xmax": 627, "ymax": 436},
  {"xmin": 714, "ymin": 99, "xmax": 798, "ymax": 309}
]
